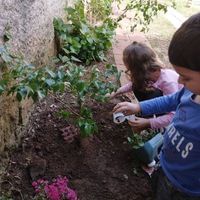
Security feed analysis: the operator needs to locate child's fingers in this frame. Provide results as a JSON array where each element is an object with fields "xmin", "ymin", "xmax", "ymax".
[
  {"xmin": 105, "ymin": 93, "xmax": 111, "ymax": 98},
  {"xmin": 128, "ymin": 117, "xmax": 139, "ymax": 126},
  {"xmin": 113, "ymin": 105, "xmax": 127, "ymax": 114},
  {"xmin": 105, "ymin": 92, "xmax": 116, "ymax": 99},
  {"xmin": 112, "ymin": 102, "xmax": 122, "ymax": 112},
  {"xmin": 109, "ymin": 92, "xmax": 116, "ymax": 99},
  {"xmin": 113, "ymin": 102, "xmax": 129, "ymax": 113}
]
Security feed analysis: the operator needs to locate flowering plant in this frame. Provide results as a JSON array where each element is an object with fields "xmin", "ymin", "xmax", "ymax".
[{"xmin": 32, "ymin": 176, "xmax": 78, "ymax": 200}]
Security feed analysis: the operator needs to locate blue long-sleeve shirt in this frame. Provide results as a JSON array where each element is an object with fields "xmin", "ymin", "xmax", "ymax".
[{"xmin": 140, "ymin": 88, "xmax": 200, "ymax": 197}]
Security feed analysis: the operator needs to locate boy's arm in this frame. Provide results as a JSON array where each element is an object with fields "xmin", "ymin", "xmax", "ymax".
[
  {"xmin": 113, "ymin": 88, "xmax": 185, "ymax": 117},
  {"xmin": 139, "ymin": 88, "xmax": 184, "ymax": 116}
]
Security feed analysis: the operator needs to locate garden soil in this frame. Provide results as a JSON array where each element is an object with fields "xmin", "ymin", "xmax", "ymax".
[{"xmin": 1, "ymin": 91, "xmax": 153, "ymax": 200}]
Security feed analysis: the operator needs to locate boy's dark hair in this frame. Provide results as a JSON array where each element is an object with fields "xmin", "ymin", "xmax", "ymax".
[
  {"xmin": 123, "ymin": 41, "xmax": 162, "ymax": 91},
  {"xmin": 168, "ymin": 12, "xmax": 200, "ymax": 71}
]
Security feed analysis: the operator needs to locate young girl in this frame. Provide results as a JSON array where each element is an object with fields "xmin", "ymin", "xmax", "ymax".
[
  {"xmin": 111, "ymin": 42, "xmax": 182, "ymax": 131},
  {"xmin": 113, "ymin": 12, "xmax": 200, "ymax": 199}
]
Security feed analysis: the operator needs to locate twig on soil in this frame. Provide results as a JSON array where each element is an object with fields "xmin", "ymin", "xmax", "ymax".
[
  {"xmin": 0, "ymin": 180, "xmax": 24, "ymax": 200},
  {"xmin": 49, "ymin": 92, "xmax": 81, "ymax": 117}
]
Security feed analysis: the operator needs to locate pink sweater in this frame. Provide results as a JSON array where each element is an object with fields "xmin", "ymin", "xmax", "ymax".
[{"xmin": 118, "ymin": 69, "xmax": 183, "ymax": 129}]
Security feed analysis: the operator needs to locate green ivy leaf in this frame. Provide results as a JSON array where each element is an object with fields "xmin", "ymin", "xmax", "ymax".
[
  {"xmin": 80, "ymin": 23, "xmax": 90, "ymax": 34},
  {"xmin": 16, "ymin": 92, "xmax": 23, "ymax": 102},
  {"xmin": 58, "ymin": 110, "xmax": 70, "ymax": 119},
  {"xmin": 71, "ymin": 56, "xmax": 82, "ymax": 63},
  {"xmin": 84, "ymin": 122, "xmax": 92, "ymax": 136},
  {"xmin": 76, "ymin": 80, "xmax": 86, "ymax": 92},
  {"xmin": 46, "ymin": 68, "xmax": 56, "ymax": 78},
  {"xmin": 1, "ymin": 52, "xmax": 12, "ymax": 63},
  {"xmin": 80, "ymin": 107, "xmax": 92, "ymax": 118},
  {"xmin": 62, "ymin": 48, "xmax": 70, "ymax": 54},
  {"xmin": 60, "ymin": 56, "xmax": 69, "ymax": 63},
  {"xmin": 45, "ymin": 79, "xmax": 55, "ymax": 86},
  {"xmin": 0, "ymin": 85, "xmax": 5, "ymax": 94},
  {"xmin": 37, "ymin": 90, "xmax": 46, "ymax": 100}
]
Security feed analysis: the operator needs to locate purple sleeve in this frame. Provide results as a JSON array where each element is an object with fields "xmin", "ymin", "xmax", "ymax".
[
  {"xmin": 161, "ymin": 82, "xmax": 183, "ymax": 95},
  {"xmin": 149, "ymin": 112, "xmax": 175, "ymax": 129},
  {"xmin": 118, "ymin": 81, "xmax": 133, "ymax": 93}
]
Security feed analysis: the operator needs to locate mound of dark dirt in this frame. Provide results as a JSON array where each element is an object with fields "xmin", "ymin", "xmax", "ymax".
[{"xmin": 2, "ymin": 93, "xmax": 152, "ymax": 200}]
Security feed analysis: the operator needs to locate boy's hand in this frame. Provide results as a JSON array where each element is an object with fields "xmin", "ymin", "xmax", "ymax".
[
  {"xmin": 128, "ymin": 117, "xmax": 150, "ymax": 132},
  {"xmin": 113, "ymin": 102, "xmax": 140, "ymax": 115}
]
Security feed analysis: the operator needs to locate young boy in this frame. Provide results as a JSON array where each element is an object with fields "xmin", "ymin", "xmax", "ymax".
[{"xmin": 113, "ymin": 12, "xmax": 200, "ymax": 199}]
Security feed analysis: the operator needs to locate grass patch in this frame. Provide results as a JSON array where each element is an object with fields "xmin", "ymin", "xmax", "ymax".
[
  {"xmin": 146, "ymin": 14, "xmax": 175, "ymax": 39},
  {"xmin": 174, "ymin": 0, "xmax": 200, "ymax": 17},
  {"xmin": 143, "ymin": 13, "xmax": 175, "ymax": 68}
]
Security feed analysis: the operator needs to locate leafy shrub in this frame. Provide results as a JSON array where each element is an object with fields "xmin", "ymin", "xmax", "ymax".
[
  {"xmin": 0, "ymin": 45, "xmax": 120, "ymax": 137},
  {"xmin": 53, "ymin": 1, "xmax": 116, "ymax": 65},
  {"xmin": 0, "ymin": 46, "xmax": 67, "ymax": 101},
  {"xmin": 59, "ymin": 62, "xmax": 120, "ymax": 137}
]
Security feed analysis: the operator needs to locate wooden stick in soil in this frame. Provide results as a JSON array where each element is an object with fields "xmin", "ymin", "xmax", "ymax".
[{"xmin": 49, "ymin": 92, "xmax": 81, "ymax": 117}]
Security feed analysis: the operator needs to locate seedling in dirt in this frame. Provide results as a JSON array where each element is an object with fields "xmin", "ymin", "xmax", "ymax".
[
  {"xmin": 128, "ymin": 130, "xmax": 163, "ymax": 166},
  {"xmin": 127, "ymin": 129, "xmax": 157, "ymax": 149},
  {"xmin": 57, "ymin": 62, "xmax": 120, "ymax": 137}
]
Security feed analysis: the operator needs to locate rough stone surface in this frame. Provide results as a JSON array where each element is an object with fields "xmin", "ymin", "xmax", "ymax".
[{"xmin": 0, "ymin": 0, "xmax": 73, "ymax": 153}]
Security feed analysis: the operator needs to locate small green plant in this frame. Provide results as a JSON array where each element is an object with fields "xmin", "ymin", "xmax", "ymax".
[
  {"xmin": 127, "ymin": 129, "xmax": 157, "ymax": 149},
  {"xmin": 60, "ymin": 62, "xmax": 120, "ymax": 137},
  {"xmin": 76, "ymin": 107, "xmax": 98, "ymax": 138}
]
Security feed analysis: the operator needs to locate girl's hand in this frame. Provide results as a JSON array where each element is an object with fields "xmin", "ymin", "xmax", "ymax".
[
  {"xmin": 128, "ymin": 117, "xmax": 150, "ymax": 132},
  {"xmin": 108, "ymin": 91, "xmax": 117, "ymax": 99},
  {"xmin": 113, "ymin": 102, "xmax": 140, "ymax": 115}
]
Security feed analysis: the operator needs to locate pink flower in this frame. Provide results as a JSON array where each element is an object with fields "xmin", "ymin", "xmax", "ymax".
[
  {"xmin": 45, "ymin": 185, "xmax": 60, "ymax": 200},
  {"xmin": 35, "ymin": 188, "xmax": 40, "ymax": 193},
  {"xmin": 32, "ymin": 181, "xmax": 38, "ymax": 187},
  {"xmin": 32, "ymin": 176, "xmax": 78, "ymax": 200},
  {"xmin": 38, "ymin": 179, "xmax": 45, "ymax": 184},
  {"xmin": 67, "ymin": 188, "xmax": 78, "ymax": 200}
]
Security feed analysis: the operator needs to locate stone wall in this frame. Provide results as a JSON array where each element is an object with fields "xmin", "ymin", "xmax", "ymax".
[{"xmin": 0, "ymin": 0, "xmax": 74, "ymax": 153}]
